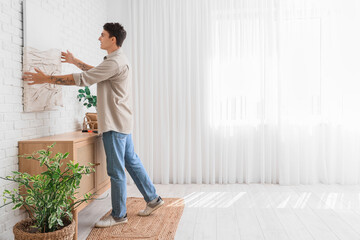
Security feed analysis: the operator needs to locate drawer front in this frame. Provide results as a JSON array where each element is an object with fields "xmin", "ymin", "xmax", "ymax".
[
  {"xmin": 95, "ymin": 137, "xmax": 109, "ymax": 188},
  {"xmin": 76, "ymin": 142, "xmax": 96, "ymax": 197},
  {"xmin": 19, "ymin": 142, "xmax": 73, "ymax": 175}
]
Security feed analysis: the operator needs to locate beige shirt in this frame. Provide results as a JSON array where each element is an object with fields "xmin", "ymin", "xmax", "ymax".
[{"xmin": 73, "ymin": 48, "xmax": 132, "ymax": 134}]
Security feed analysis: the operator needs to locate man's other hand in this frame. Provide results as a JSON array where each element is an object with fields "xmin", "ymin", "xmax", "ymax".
[
  {"xmin": 61, "ymin": 50, "xmax": 75, "ymax": 64},
  {"xmin": 23, "ymin": 68, "xmax": 49, "ymax": 85}
]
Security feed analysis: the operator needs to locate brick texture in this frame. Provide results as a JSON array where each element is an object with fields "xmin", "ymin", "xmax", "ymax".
[{"xmin": 0, "ymin": 0, "xmax": 107, "ymax": 239}]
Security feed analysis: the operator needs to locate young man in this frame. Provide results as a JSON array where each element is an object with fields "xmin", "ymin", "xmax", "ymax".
[{"xmin": 23, "ymin": 23, "xmax": 164, "ymax": 228}]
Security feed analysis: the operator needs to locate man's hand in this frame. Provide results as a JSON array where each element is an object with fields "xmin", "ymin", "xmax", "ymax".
[
  {"xmin": 61, "ymin": 50, "xmax": 76, "ymax": 64},
  {"xmin": 62, "ymin": 50, "xmax": 94, "ymax": 71},
  {"xmin": 23, "ymin": 68, "xmax": 49, "ymax": 85}
]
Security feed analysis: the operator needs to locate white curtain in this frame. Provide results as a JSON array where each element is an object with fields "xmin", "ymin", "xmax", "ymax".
[{"xmin": 128, "ymin": 0, "xmax": 360, "ymax": 185}]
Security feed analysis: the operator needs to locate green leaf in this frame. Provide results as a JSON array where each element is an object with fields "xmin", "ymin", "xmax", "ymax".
[
  {"xmin": 13, "ymin": 202, "xmax": 23, "ymax": 210},
  {"xmin": 63, "ymin": 152, "xmax": 69, "ymax": 159},
  {"xmin": 85, "ymin": 87, "xmax": 90, "ymax": 95},
  {"xmin": 53, "ymin": 172, "xmax": 60, "ymax": 180},
  {"xmin": 38, "ymin": 150, "xmax": 46, "ymax": 155},
  {"xmin": 57, "ymin": 218, "xmax": 64, "ymax": 226},
  {"xmin": 66, "ymin": 211, "xmax": 73, "ymax": 220},
  {"xmin": 48, "ymin": 143, "xmax": 56, "ymax": 148},
  {"xmin": 78, "ymin": 89, "xmax": 85, "ymax": 93},
  {"xmin": 87, "ymin": 104, "xmax": 92, "ymax": 108}
]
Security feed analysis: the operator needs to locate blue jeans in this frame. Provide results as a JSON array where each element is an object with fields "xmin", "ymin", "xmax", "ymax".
[{"xmin": 102, "ymin": 131, "xmax": 158, "ymax": 218}]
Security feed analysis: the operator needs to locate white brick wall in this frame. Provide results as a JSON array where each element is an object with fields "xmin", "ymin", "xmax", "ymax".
[{"xmin": 0, "ymin": 0, "xmax": 108, "ymax": 238}]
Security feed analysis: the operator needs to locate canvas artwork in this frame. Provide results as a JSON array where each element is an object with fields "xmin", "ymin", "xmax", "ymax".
[
  {"xmin": 23, "ymin": 47, "xmax": 63, "ymax": 112},
  {"xmin": 23, "ymin": 0, "xmax": 63, "ymax": 112}
]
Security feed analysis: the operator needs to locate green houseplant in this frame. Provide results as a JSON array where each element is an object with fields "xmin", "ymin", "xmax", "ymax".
[
  {"xmin": 77, "ymin": 86, "xmax": 97, "ymax": 109},
  {"xmin": 0, "ymin": 143, "xmax": 94, "ymax": 238},
  {"xmin": 77, "ymin": 86, "xmax": 98, "ymax": 132}
]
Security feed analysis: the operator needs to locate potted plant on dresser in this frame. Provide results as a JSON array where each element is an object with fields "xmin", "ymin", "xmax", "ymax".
[
  {"xmin": 0, "ymin": 144, "xmax": 94, "ymax": 240},
  {"xmin": 77, "ymin": 86, "xmax": 98, "ymax": 133}
]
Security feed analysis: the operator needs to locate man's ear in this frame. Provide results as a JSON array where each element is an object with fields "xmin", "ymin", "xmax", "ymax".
[{"xmin": 111, "ymin": 36, "xmax": 116, "ymax": 44}]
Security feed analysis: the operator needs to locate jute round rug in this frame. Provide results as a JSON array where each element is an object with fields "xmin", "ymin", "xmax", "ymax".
[{"xmin": 87, "ymin": 197, "xmax": 185, "ymax": 240}]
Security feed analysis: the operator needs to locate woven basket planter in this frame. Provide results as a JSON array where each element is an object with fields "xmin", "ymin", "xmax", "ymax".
[{"xmin": 13, "ymin": 218, "xmax": 75, "ymax": 240}]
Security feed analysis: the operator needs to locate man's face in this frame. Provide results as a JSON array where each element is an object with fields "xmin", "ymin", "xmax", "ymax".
[{"xmin": 98, "ymin": 30, "xmax": 114, "ymax": 50}]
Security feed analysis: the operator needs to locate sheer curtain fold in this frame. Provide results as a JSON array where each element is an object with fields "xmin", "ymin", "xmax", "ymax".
[{"xmin": 129, "ymin": 0, "xmax": 360, "ymax": 184}]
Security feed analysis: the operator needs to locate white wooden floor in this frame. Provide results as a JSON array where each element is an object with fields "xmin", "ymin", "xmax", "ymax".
[{"xmin": 78, "ymin": 184, "xmax": 360, "ymax": 240}]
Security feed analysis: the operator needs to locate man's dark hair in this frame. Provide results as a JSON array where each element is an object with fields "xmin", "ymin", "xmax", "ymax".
[{"xmin": 103, "ymin": 23, "xmax": 126, "ymax": 47}]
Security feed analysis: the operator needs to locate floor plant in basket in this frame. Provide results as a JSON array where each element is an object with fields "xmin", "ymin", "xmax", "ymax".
[{"xmin": 0, "ymin": 143, "xmax": 95, "ymax": 239}]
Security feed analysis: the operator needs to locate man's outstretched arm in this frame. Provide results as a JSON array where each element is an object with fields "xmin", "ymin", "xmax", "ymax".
[
  {"xmin": 23, "ymin": 68, "xmax": 75, "ymax": 86},
  {"xmin": 73, "ymin": 59, "xmax": 94, "ymax": 71},
  {"xmin": 24, "ymin": 59, "xmax": 120, "ymax": 87}
]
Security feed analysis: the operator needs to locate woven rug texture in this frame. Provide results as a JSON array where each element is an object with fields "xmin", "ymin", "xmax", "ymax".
[{"xmin": 87, "ymin": 197, "xmax": 185, "ymax": 240}]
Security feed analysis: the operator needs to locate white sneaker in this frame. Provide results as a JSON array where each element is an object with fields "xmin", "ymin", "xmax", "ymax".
[
  {"xmin": 138, "ymin": 196, "xmax": 164, "ymax": 216},
  {"xmin": 95, "ymin": 213, "xmax": 128, "ymax": 228}
]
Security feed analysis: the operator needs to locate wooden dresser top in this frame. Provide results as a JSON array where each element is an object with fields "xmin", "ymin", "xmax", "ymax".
[{"xmin": 18, "ymin": 131, "xmax": 100, "ymax": 143}]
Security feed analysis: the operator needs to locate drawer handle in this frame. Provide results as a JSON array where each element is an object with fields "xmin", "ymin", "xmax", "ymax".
[{"xmin": 94, "ymin": 163, "xmax": 100, "ymax": 166}]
